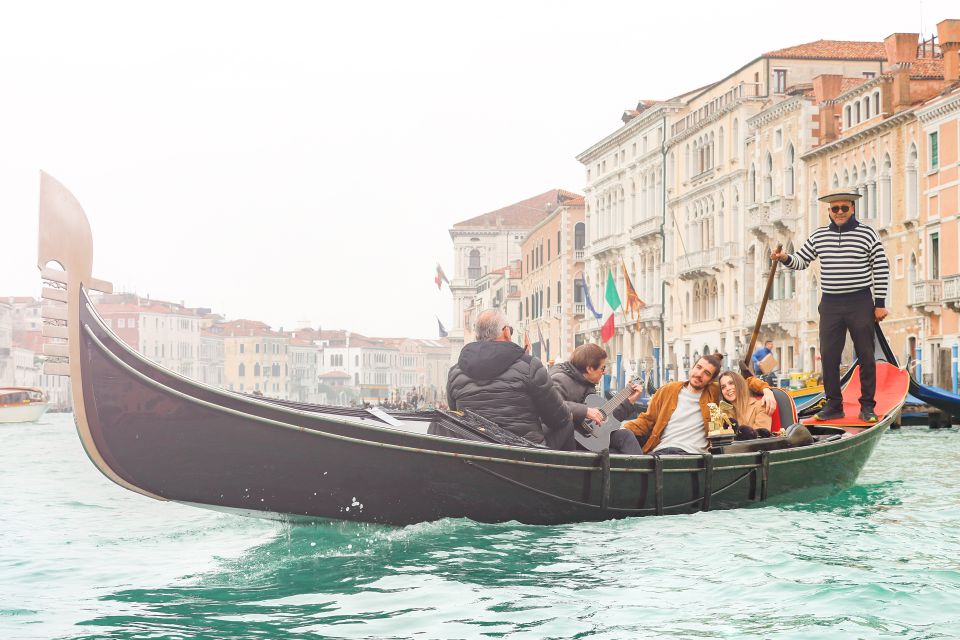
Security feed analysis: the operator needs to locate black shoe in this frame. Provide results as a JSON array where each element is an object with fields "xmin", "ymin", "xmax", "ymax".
[
  {"xmin": 814, "ymin": 406, "xmax": 845, "ymax": 421},
  {"xmin": 858, "ymin": 409, "xmax": 878, "ymax": 423}
]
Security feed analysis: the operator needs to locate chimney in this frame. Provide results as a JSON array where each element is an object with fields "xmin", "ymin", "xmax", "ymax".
[
  {"xmin": 813, "ymin": 74, "xmax": 844, "ymax": 143},
  {"xmin": 884, "ymin": 33, "xmax": 919, "ymax": 65},
  {"xmin": 939, "ymin": 19, "xmax": 960, "ymax": 84}
]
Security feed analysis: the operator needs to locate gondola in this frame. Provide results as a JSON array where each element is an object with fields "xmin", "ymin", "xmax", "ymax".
[{"xmin": 36, "ymin": 173, "xmax": 909, "ymax": 526}]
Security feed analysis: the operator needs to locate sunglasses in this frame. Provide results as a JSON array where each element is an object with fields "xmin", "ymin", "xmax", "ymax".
[{"xmin": 830, "ymin": 205, "xmax": 851, "ymax": 213}]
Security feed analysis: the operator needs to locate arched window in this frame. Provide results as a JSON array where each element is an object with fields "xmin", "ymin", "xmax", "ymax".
[
  {"xmin": 832, "ymin": 172, "xmax": 839, "ymax": 189},
  {"xmin": 810, "ymin": 181, "xmax": 819, "ymax": 233},
  {"xmin": 763, "ymin": 153, "xmax": 773, "ymax": 200},
  {"xmin": 718, "ymin": 126, "xmax": 725, "ymax": 164},
  {"xmin": 748, "ymin": 164, "xmax": 757, "ymax": 203},
  {"xmin": 732, "ymin": 119, "xmax": 739, "ymax": 158},
  {"xmin": 854, "ymin": 101, "xmax": 861, "ymax": 123},
  {"xmin": 907, "ymin": 143, "xmax": 918, "ymax": 220},
  {"xmin": 880, "ymin": 154, "xmax": 892, "ymax": 224},
  {"xmin": 238, "ymin": 363, "xmax": 245, "ymax": 377},
  {"xmin": 864, "ymin": 96, "xmax": 871, "ymax": 120},
  {"xmin": 784, "ymin": 144, "xmax": 795, "ymax": 196},
  {"xmin": 745, "ymin": 246, "xmax": 756, "ymax": 304},
  {"xmin": 873, "ymin": 91, "xmax": 881, "ymax": 115},
  {"xmin": 733, "ymin": 188, "xmax": 741, "ymax": 235},
  {"xmin": 717, "ymin": 194, "xmax": 725, "ymax": 244},
  {"xmin": 468, "ymin": 249, "xmax": 481, "ymax": 280},
  {"xmin": 844, "ymin": 105, "xmax": 852, "ymax": 128},
  {"xmin": 859, "ymin": 162, "xmax": 868, "ymax": 207},
  {"xmin": 254, "ymin": 363, "xmax": 260, "ymax": 377},
  {"xmin": 574, "ymin": 222, "xmax": 585, "ymax": 250}
]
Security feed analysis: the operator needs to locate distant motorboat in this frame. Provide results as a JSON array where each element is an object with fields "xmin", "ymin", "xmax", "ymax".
[{"xmin": 0, "ymin": 387, "xmax": 50, "ymax": 424}]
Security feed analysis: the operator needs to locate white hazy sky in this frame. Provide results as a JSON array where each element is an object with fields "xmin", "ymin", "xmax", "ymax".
[{"xmin": 1, "ymin": 0, "xmax": 954, "ymax": 338}]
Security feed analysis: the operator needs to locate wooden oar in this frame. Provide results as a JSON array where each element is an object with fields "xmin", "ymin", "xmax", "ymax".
[{"xmin": 741, "ymin": 243, "xmax": 782, "ymax": 376}]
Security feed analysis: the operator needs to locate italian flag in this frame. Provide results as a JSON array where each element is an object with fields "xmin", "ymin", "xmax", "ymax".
[{"xmin": 601, "ymin": 270, "xmax": 621, "ymax": 343}]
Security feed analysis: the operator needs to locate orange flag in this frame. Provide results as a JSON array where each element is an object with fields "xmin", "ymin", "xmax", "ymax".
[{"xmin": 620, "ymin": 258, "xmax": 645, "ymax": 326}]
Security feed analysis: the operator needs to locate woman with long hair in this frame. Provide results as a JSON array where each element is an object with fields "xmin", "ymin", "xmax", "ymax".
[{"xmin": 718, "ymin": 370, "xmax": 772, "ymax": 438}]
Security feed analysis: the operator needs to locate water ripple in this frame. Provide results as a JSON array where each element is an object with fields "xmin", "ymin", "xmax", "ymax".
[{"xmin": 2, "ymin": 417, "xmax": 959, "ymax": 639}]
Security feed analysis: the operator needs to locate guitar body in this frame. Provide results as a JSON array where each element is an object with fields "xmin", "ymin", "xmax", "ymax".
[{"xmin": 574, "ymin": 393, "xmax": 627, "ymax": 452}]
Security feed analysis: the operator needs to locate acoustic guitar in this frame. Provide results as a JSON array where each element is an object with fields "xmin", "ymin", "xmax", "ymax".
[{"xmin": 574, "ymin": 376, "xmax": 643, "ymax": 453}]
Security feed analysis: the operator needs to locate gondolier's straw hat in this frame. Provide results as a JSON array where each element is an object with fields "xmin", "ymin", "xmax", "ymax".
[{"xmin": 817, "ymin": 191, "xmax": 862, "ymax": 203}]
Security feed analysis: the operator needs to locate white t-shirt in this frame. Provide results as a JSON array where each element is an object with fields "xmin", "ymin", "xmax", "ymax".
[{"xmin": 653, "ymin": 384, "xmax": 708, "ymax": 454}]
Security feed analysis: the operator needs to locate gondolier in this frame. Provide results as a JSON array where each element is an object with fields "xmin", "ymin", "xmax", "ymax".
[{"xmin": 772, "ymin": 191, "xmax": 889, "ymax": 422}]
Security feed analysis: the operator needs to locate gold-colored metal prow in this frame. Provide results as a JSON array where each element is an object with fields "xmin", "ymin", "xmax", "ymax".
[{"xmin": 37, "ymin": 172, "xmax": 162, "ymax": 501}]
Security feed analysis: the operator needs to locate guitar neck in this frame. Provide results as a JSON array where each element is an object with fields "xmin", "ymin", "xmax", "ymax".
[{"xmin": 598, "ymin": 379, "xmax": 637, "ymax": 415}]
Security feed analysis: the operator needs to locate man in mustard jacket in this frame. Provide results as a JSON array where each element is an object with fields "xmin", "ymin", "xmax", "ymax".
[{"xmin": 623, "ymin": 354, "xmax": 776, "ymax": 455}]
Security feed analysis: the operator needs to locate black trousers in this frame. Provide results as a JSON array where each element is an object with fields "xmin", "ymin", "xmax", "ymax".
[{"xmin": 819, "ymin": 290, "xmax": 876, "ymax": 411}]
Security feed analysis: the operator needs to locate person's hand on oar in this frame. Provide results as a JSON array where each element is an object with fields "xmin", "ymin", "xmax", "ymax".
[{"xmin": 770, "ymin": 247, "xmax": 787, "ymax": 263}]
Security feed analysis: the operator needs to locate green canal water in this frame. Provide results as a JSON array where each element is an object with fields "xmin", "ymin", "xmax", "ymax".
[{"xmin": 2, "ymin": 413, "xmax": 959, "ymax": 639}]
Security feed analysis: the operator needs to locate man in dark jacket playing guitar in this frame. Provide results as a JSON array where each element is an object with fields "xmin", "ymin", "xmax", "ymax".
[{"xmin": 550, "ymin": 343, "xmax": 644, "ymax": 454}]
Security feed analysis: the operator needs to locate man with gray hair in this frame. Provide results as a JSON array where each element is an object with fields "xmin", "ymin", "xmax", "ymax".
[{"xmin": 447, "ymin": 308, "xmax": 573, "ymax": 449}]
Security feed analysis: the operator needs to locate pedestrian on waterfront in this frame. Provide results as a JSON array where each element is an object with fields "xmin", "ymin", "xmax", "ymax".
[
  {"xmin": 446, "ymin": 308, "xmax": 573, "ymax": 449},
  {"xmin": 751, "ymin": 340, "xmax": 775, "ymax": 376},
  {"xmin": 549, "ymin": 343, "xmax": 644, "ymax": 454},
  {"xmin": 771, "ymin": 191, "xmax": 889, "ymax": 422},
  {"xmin": 621, "ymin": 354, "xmax": 776, "ymax": 456}
]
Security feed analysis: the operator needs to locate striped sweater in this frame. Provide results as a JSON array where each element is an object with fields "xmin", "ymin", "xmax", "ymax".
[{"xmin": 783, "ymin": 217, "xmax": 889, "ymax": 307}]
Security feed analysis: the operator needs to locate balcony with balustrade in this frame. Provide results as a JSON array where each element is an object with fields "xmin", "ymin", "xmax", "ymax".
[
  {"xmin": 629, "ymin": 216, "xmax": 661, "ymax": 244},
  {"xmin": 574, "ymin": 302, "xmax": 586, "ymax": 317},
  {"xmin": 746, "ymin": 203, "xmax": 774, "ymax": 239},
  {"xmin": 942, "ymin": 275, "xmax": 960, "ymax": 310},
  {"xmin": 588, "ymin": 234, "xmax": 622, "ymax": 259},
  {"xmin": 677, "ymin": 247, "xmax": 720, "ymax": 279},
  {"xmin": 574, "ymin": 249, "xmax": 585, "ymax": 263},
  {"xmin": 768, "ymin": 196, "xmax": 801, "ymax": 231},
  {"xmin": 909, "ymin": 280, "xmax": 942, "ymax": 314},
  {"xmin": 718, "ymin": 241, "xmax": 739, "ymax": 266},
  {"xmin": 743, "ymin": 298, "xmax": 799, "ymax": 329},
  {"xmin": 639, "ymin": 303, "xmax": 663, "ymax": 324}
]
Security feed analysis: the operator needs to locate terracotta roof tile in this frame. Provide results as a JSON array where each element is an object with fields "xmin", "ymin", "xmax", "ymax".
[
  {"xmin": 453, "ymin": 189, "xmax": 582, "ymax": 229},
  {"xmin": 319, "ymin": 370, "xmax": 351, "ymax": 379},
  {"xmin": 910, "ymin": 58, "xmax": 944, "ymax": 79},
  {"xmin": 216, "ymin": 319, "xmax": 283, "ymax": 338},
  {"xmin": 12, "ymin": 330, "xmax": 43, "ymax": 352},
  {"xmin": 841, "ymin": 77, "xmax": 868, "ymax": 92},
  {"xmin": 764, "ymin": 40, "xmax": 887, "ymax": 61}
]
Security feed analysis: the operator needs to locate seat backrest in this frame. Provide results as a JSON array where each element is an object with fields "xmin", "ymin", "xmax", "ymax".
[{"xmin": 769, "ymin": 387, "xmax": 796, "ymax": 433}]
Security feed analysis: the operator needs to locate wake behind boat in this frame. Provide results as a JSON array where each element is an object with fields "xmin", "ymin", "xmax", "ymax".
[
  {"xmin": 35, "ymin": 173, "xmax": 909, "ymax": 525},
  {"xmin": 0, "ymin": 387, "xmax": 50, "ymax": 424}
]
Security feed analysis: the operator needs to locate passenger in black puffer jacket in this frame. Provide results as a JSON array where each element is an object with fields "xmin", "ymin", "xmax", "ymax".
[
  {"xmin": 446, "ymin": 309, "xmax": 573, "ymax": 450},
  {"xmin": 550, "ymin": 343, "xmax": 644, "ymax": 454}
]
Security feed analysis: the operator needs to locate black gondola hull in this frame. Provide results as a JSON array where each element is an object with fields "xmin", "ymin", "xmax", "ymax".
[{"xmin": 76, "ymin": 290, "xmax": 891, "ymax": 526}]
